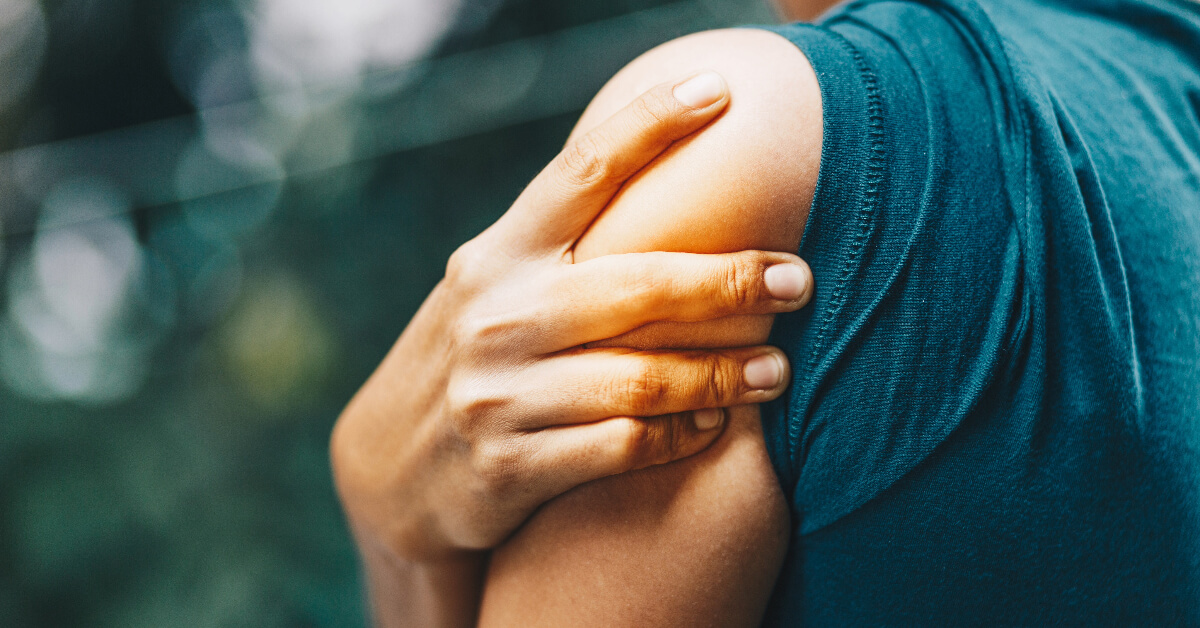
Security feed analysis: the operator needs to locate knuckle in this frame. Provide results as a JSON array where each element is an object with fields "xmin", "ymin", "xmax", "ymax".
[
  {"xmin": 703, "ymin": 353, "xmax": 737, "ymax": 403},
  {"xmin": 618, "ymin": 258, "xmax": 664, "ymax": 308},
  {"xmin": 621, "ymin": 416, "xmax": 677, "ymax": 469},
  {"xmin": 452, "ymin": 312, "xmax": 515, "ymax": 349},
  {"xmin": 445, "ymin": 240, "xmax": 486, "ymax": 286},
  {"xmin": 450, "ymin": 317, "xmax": 482, "ymax": 348},
  {"xmin": 620, "ymin": 360, "xmax": 670, "ymax": 415},
  {"xmin": 618, "ymin": 418, "xmax": 653, "ymax": 469},
  {"xmin": 721, "ymin": 258, "xmax": 757, "ymax": 309},
  {"xmin": 629, "ymin": 93, "xmax": 672, "ymax": 129},
  {"xmin": 660, "ymin": 415, "xmax": 683, "ymax": 464},
  {"xmin": 676, "ymin": 412, "xmax": 698, "ymax": 456},
  {"xmin": 445, "ymin": 378, "xmax": 507, "ymax": 435},
  {"xmin": 558, "ymin": 134, "xmax": 610, "ymax": 188},
  {"xmin": 472, "ymin": 440, "xmax": 522, "ymax": 497}
]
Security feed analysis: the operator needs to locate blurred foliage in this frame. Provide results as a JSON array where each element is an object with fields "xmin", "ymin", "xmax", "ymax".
[{"xmin": 0, "ymin": 0, "xmax": 772, "ymax": 625}]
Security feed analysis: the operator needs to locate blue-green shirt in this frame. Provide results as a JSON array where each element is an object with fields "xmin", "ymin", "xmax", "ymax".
[{"xmin": 756, "ymin": 0, "xmax": 1200, "ymax": 623}]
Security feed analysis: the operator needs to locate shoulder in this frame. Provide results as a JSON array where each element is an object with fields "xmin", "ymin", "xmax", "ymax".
[
  {"xmin": 579, "ymin": 27, "xmax": 820, "ymax": 127},
  {"xmin": 571, "ymin": 28, "xmax": 823, "ymax": 260}
]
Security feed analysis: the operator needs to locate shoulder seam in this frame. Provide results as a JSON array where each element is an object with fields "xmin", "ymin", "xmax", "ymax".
[{"xmin": 790, "ymin": 31, "xmax": 887, "ymax": 485}]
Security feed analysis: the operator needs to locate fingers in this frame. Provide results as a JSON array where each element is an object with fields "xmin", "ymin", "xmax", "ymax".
[
  {"xmin": 513, "ymin": 346, "xmax": 790, "ymax": 428},
  {"xmin": 495, "ymin": 72, "xmax": 731, "ymax": 255},
  {"xmin": 525, "ymin": 410, "xmax": 728, "ymax": 494},
  {"xmin": 586, "ymin": 316, "xmax": 771, "ymax": 351},
  {"xmin": 535, "ymin": 250, "xmax": 812, "ymax": 349}
]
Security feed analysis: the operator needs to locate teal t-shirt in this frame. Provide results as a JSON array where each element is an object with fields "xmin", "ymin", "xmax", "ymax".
[{"xmin": 756, "ymin": 0, "xmax": 1200, "ymax": 623}]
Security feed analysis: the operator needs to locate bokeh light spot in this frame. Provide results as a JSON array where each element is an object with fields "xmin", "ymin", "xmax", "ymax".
[
  {"xmin": 176, "ymin": 139, "xmax": 284, "ymax": 241},
  {"xmin": 219, "ymin": 270, "xmax": 334, "ymax": 413}
]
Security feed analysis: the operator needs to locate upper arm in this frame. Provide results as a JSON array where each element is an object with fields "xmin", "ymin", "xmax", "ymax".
[
  {"xmin": 570, "ymin": 28, "xmax": 821, "ymax": 262},
  {"xmin": 480, "ymin": 406, "xmax": 789, "ymax": 627},
  {"xmin": 478, "ymin": 28, "xmax": 821, "ymax": 626}
]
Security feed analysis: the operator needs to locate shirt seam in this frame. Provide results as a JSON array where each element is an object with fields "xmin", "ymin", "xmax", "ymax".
[{"xmin": 790, "ymin": 30, "xmax": 888, "ymax": 483}]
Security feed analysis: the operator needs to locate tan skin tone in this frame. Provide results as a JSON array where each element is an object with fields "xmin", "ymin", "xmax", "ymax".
[
  {"xmin": 774, "ymin": 0, "xmax": 843, "ymax": 21},
  {"xmin": 481, "ymin": 29, "xmax": 822, "ymax": 627},
  {"xmin": 333, "ymin": 2, "xmax": 839, "ymax": 625},
  {"xmin": 334, "ymin": 66, "xmax": 814, "ymax": 625}
]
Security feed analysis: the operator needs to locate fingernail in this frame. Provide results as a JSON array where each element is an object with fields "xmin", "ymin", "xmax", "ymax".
[
  {"xmin": 764, "ymin": 264, "xmax": 807, "ymax": 300},
  {"xmin": 694, "ymin": 408, "xmax": 723, "ymax": 430},
  {"xmin": 744, "ymin": 353, "xmax": 785, "ymax": 390},
  {"xmin": 673, "ymin": 72, "xmax": 726, "ymax": 108}
]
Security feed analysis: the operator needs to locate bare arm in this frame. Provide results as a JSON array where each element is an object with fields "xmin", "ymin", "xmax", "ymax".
[
  {"xmin": 480, "ymin": 28, "xmax": 822, "ymax": 626},
  {"xmin": 335, "ymin": 56, "xmax": 817, "ymax": 627}
]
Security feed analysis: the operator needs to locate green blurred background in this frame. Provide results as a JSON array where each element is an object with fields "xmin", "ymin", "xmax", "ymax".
[{"xmin": 0, "ymin": 0, "xmax": 776, "ymax": 625}]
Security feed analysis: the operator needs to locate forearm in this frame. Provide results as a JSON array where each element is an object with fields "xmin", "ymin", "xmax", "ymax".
[
  {"xmin": 359, "ymin": 537, "xmax": 486, "ymax": 628},
  {"xmin": 338, "ymin": 289, "xmax": 481, "ymax": 627},
  {"xmin": 336, "ymin": 287, "xmax": 485, "ymax": 627}
]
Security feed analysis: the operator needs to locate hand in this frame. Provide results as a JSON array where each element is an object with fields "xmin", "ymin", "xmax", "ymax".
[{"xmin": 331, "ymin": 72, "xmax": 815, "ymax": 564}]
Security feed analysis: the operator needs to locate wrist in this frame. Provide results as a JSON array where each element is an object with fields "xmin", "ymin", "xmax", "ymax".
[
  {"xmin": 331, "ymin": 284, "xmax": 462, "ymax": 561},
  {"xmin": 333, "ymin": 419, "xmax": 457, "ymax": 563},
  {"xmin": 359, "ymin": 533, "xmax": 487, "ymax": 628}
]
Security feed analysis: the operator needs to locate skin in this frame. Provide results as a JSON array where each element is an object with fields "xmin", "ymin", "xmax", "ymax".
[
  {"xmin": 775, "ymin": 0, "xmax": 843, "ymax": 21},
  {"xmin": 333, "ymin": 65, "xmax": 817, "ymax": 626},
  {"xmin": 335, "ymin": 1, "xmax": 833, "ymax": 624},
  {"xmin": 480, "ymin": 28, "xmax": 822, "ymax": 627}
]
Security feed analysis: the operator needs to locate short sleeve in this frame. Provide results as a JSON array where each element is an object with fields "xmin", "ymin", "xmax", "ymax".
[{"xmin": 754, "ymin": 1, "xmax": 1029, "ymax": 534}]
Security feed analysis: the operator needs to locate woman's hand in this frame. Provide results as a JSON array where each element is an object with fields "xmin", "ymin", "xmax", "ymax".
[{"xmin": 331, "ymin": 72, "xmax": 814, "ymax": 566}]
